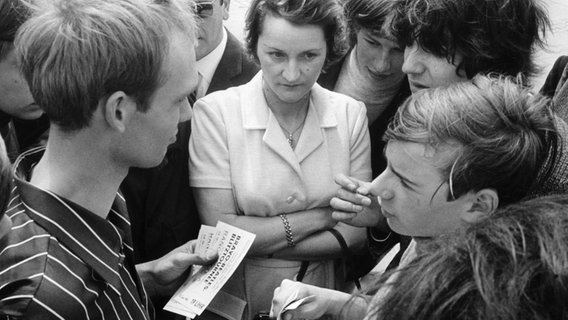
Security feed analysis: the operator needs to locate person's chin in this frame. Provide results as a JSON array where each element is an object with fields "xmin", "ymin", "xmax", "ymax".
[
  {"xmin": 17, "ymin": 104, "xmax": 44, "ymax": 120},
  {"xmin": 367, "ymin": 69, "xmax": 394, "ymax": 81},
  {"xmin": 143, "ymin": 154, "xmax": 168, "ymax": 169},
  {"xmin": 276, "ymin": 88, "xmax": 310, "ymax": 103}
]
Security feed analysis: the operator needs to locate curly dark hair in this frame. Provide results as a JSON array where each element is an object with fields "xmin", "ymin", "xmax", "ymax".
[
  {"xmin": 244, "ymin": 0, "xmax": 348, "ymax": 71},
  {"xmin": 393, "ymin": 0, "xmax": 550, "ymax": 82}
]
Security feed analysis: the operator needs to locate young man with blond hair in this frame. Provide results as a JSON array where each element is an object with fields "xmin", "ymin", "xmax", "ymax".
[{"xmin": 0, "ymin": 0, "xmax": 213, "ymax": 318}]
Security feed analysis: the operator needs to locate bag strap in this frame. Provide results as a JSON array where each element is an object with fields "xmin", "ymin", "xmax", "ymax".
[
  {"xmin": 327, "ymin": 229, "xmax": 361, "ymax": 290},
  {"xmin": 296, "ymin": 261, "xmax": 309, "ymax": 282}
]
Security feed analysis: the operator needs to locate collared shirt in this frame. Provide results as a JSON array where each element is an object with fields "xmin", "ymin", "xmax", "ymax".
[
  {"xmin": 196, "ymin": 28, "xmax": 228, "ymax": 98},
  {"xmin": 0, "ymin": 147, "xmax": 153, "ymax": 319},
  {"xmin": 189, "ymin": 71, "xmax": 371, "ymax": 318}
]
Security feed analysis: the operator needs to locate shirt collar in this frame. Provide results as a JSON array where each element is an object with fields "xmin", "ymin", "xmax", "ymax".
[
  {"xmin": 241, "ymin": 71, "xmax": 338, "ymax": 129},
  {"xmin": 13, "ymin": 147, "xmax": 129, "ymax": 290},
  {"xmin": 196, "ymin": 27, "xmax": 228, "ymax": 95}
]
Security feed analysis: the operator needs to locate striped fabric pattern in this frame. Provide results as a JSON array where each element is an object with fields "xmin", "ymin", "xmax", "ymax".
[{"xmin": 0, "ymin": 147, "xmax": 153, "ymax": 319}]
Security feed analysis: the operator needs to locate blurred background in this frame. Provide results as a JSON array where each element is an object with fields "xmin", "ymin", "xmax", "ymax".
[{"xmin": 225, "ymin": 0, "xmax": 568, "ymax": 91}]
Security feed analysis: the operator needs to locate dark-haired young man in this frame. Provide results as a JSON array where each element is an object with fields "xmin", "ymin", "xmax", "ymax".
[{"xmin": 396, "ymin": 0, "xmax": 550, "ymax": 91}]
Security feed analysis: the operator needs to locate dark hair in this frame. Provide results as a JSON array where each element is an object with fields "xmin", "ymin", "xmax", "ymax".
[
  {"xmin": 0, "ymin": 0, "xmax": 28, "ymax": 60},
  {"xmin": 344, "ymin": 0, "xmax": 402, "ymax": 46},
  {"xmin": 244, "ymin": 0, "xmax": 348, "ymax": 70},
  {"xmin": 384, "ymin": 75, "xmax": 559, "ymax": 206},
  {"xmin": 365, "ymin": 195, "xmax": 568, "ymax": 320},
  {"xmin": 393, "ymin": 0, "xmax": 550, "ymax": 82}
]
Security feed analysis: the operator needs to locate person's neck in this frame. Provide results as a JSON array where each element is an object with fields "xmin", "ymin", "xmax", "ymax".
[
  {"xmin": 262, "ymin": 81, "xmax": 309, "ymax": 128},
  {"xmin": 30, "ymin": 128, "xmax": 127, "ymax": 219}
]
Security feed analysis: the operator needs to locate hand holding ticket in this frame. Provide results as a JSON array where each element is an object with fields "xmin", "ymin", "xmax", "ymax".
[
  {"xmin": 270, "ymin": 290, "xmax": 316, "ymax": 320},
  {"xmin": 270, "ymin": 279, "xmax": 326, "ymax": 320},
  {"xmin": 165, "ymin": 222, "xmax": 256, "ymax": 319}
]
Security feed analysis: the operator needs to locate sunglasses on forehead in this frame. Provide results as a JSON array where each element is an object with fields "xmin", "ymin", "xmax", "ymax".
[{"xmin": 193, "ymin": 1, "xmax": 214, "ymax": 17}]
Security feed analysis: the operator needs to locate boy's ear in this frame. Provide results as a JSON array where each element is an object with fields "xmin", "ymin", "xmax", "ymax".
[
  {"xmin": 463, "ymin": 188, "xmax": 499, "ymax": 223},
  {"xmin": 103, "ymin": 91, "xmax": 136, "ymax": 133}
]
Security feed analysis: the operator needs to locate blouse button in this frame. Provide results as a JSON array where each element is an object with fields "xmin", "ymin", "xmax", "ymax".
[{"xmin": 286, "ymin": 196, "xmax": 295, "ymax": 203}]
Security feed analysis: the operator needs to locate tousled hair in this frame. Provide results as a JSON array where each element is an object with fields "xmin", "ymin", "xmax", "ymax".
[
  {"xmin": 15, "ymin": 0, "xmax": 196, "ymax": 132},
  {"xmin": 393, "ymin": 0, "xmax": 550, "ymax": 83},
  {"xmin": 343, "ymin": 0, "xmax": 402, "ymax": 47},
  {"xmin": 244, "ymin": 0, "xmax": 348, "ymax": 71},
  {"xmin": 365, "ymin": 195, "xmax": 568, "ymax": 320},
  {"xmin": 384, "ymin": 75, "xmax": 559, "ymax": 206}
]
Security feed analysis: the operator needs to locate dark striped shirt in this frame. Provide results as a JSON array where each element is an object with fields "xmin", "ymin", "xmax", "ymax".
[{"xmin": 0, "ymin": 147, "xmax": 153, "ymax": 319}]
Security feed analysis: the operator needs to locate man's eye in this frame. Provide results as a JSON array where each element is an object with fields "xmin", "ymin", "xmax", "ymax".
[
  {"xmin": 365, "ymin": 38, "xmax": 380, "ymax": 47},
  {"xmin": 398, "ymin": 177, "xmax": 412, "ymax": 190}
]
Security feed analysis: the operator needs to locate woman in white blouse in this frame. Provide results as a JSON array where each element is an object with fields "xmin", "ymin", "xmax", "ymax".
[{"xmin": 189, "ymin": 0, "xmax": 371, "ymax": 318}]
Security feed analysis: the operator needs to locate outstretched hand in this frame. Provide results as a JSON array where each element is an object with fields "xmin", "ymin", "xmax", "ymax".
[
  {"xmin": 271, "ymin": 279, "xmax": 348, "ymax": 320},
  {"xmin": 136, "ymin": 240, "xmax": 217, "ymax": 297}
]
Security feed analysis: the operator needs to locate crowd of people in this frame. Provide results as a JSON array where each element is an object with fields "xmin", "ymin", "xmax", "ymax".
[{"xmin": 0, "ymin": 0, "xmax": 566, "ymax": 319}]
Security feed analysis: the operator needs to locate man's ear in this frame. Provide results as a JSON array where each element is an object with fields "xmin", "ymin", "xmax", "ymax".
[
  {"xmin": 103, "ymin": 91, "xmax": 136, "ymax": 133},
  {"xmin": 463, "ymin": 189, "xmax": 499, "ymax": 223},
  {"xmin": 221, "ymin": 0, "xmax": 230, "ymax": 20}
]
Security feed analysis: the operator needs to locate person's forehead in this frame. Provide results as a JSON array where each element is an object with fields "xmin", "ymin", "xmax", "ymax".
[
  {"xmin": 362, "ymin": 28, "xmax": 396, "ymax": 42},
  {"xmin": 386, "ymin": 141, "xmax": 451, "ymax": 181},
  {"xmin": 259, "ymin": 15, "xmax": 325, "ymax": 44}
]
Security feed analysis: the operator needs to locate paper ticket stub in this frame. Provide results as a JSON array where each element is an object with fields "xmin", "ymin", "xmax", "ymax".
[
  {"xmin": 269, "ymin": 289, "xmax": 317, "ymax": 320},
  {"xmin": 164, "ymin": 222, "xmax": 256, "ymax": 319}
]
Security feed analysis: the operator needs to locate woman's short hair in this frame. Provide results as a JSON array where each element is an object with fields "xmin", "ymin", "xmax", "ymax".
[
  {"xmin": 344, "ymin": 0, "xmax": 402, "ymax": 47},
  {"xmin": 383, "ymin": 75, "xmax": 559, "ymax": 206},
  {"xmin": 15, "ymin": 0, "xmax": 196, "ymax": 132},
  {"xmin": 393, "ymin": 0, "xmax": 550, "ymax": 82},
  {"xmin": 244, "ymin": 0, "xmax": 348, "ymax": 70},
  {"xmin": 366, "ymin": 195, "xmax": 568, "ymax": 320},
  {"xmin": 0, "ymin": 0, "xmax": 28, "ymax": 60}
]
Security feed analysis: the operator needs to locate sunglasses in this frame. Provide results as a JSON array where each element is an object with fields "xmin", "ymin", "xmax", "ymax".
[{"xmin": 193, "ymin": 1, "xmax": 214, "ymax": 17}]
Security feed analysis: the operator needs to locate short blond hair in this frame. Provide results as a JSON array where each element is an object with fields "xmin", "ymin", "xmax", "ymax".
[{"xmin": 16, "ymin": 0, "xmax": 196, "ymax": 131}]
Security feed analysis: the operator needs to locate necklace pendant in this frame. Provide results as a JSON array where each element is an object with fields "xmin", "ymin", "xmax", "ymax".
[{"xmin": 287, "ymin": 134, "xmax": 294, "ymax": 147}]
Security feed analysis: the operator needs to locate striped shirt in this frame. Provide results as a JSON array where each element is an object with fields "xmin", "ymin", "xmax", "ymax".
[{"xmin": 0, "ymin": 147, "xmax": 153, "ymax": 319}]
